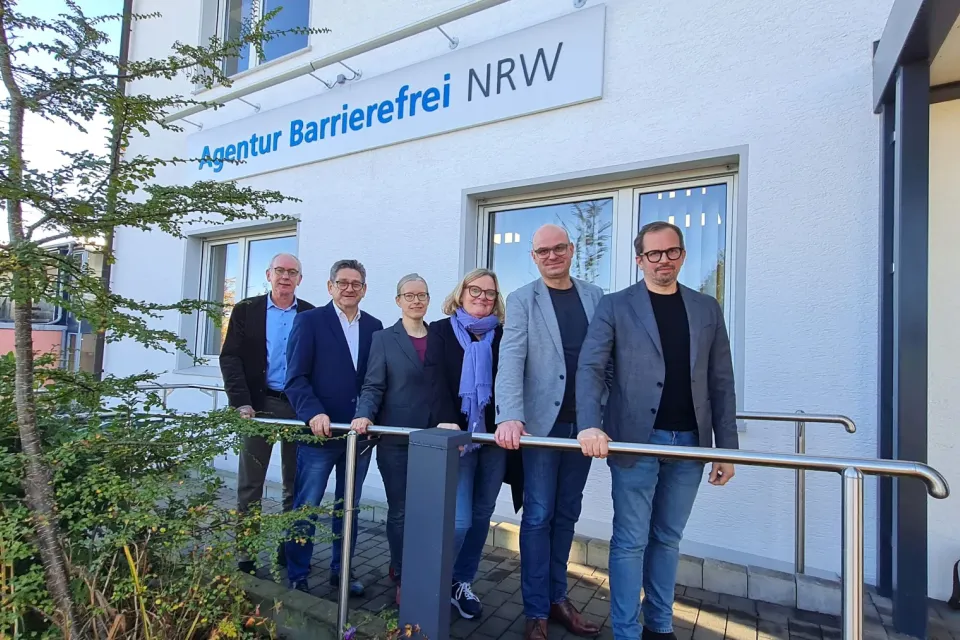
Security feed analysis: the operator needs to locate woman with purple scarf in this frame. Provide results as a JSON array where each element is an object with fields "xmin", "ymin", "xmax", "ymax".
[{"xmin": 424, "ymin": 268, "xmax": 511, "ymax": 621}]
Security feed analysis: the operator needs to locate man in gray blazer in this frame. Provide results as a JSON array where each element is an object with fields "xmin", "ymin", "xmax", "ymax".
[
  {"xmin": 495, "ymin": 224, "xmax": 605, "ymax": 640},
  {"xmin": 576, "ymin": 221, "xmax": 738, "ymax": 640}
]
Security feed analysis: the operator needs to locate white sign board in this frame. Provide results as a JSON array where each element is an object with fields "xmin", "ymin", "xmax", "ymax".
[{"xmin": 187, "ymin": 5, "xmax": 606, "ymax": 181}]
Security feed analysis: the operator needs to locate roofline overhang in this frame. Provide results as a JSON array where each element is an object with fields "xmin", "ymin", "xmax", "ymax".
[{"xmin": 872, "ymin": 0, "xmax": 960, "ymax": 112}]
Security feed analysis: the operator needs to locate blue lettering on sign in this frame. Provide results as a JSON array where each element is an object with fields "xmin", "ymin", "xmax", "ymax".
[{"xmin": 197, "ymin": 40, "xmax": 565, "ymax": 173}]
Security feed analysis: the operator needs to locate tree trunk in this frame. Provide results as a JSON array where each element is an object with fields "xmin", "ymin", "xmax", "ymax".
[{"xmin": 0, "ymin": 3, "xmax": 82, "ymax": 634}]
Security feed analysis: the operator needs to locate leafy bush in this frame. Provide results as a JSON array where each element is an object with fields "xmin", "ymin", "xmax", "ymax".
[{"xmin": 0, "ymin": 353, "xmax": 332, "ymax": 638}]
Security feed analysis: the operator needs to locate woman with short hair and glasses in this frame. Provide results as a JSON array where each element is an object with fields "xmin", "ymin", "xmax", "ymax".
[
  {"xmin": 350, "ymin": 273, "xmax": 433, "ymax": 606},
  {"xmin": 425, "ymin": 268, "xmax": 515, "ymax": 620}
]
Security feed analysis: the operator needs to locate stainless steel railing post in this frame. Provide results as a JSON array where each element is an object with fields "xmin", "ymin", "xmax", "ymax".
[
  {"xmin": 841, "ymin": 467, "xmax": 864, "ymax": 640},
  {"xmin": 337, "ymin": 430, "xmax": 359, "ymax": 640},
  {"xmin": 796, "ymin": 409, "xmax": 806, "ymax": 574}
]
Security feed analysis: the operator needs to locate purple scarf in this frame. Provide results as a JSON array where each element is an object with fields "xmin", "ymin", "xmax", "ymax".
[{"xmin": 450, "ymin": 308, "xmax": 499, "ymax": 455}]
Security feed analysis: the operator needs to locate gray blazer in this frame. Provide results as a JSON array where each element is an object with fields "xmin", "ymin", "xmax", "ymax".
[
  {"xmin": 355, "ymin": 320, "xmax": 432, "ymax": 441},
  {"xmin": 576, "ymin": 281, "xmax": 738, "ymax": 466},
  {"xmin": 495, "ymin": 277, "xmax": 605, "ymax": 437}
]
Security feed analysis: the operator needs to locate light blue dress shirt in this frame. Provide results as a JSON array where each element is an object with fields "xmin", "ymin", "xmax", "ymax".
[{"xmin": 265, "ymin": 295, "xmax": 298, "ymax": 392}]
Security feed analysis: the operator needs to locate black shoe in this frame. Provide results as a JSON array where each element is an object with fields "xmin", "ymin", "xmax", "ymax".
[
  {"xmin": 642, "ymin": 629, "xmax": 677, "ymax": 640},
  {"xmin": 277, "ymin": 543, "xmax": 287, "ymax": 568},
  {"xmin": 237, "ymin": 560, "xmax": 256, "ymax": 575},
  {"xmin": 290, "ymin": 579, "xmax": 310, "ymax": 593},
  {"xmin": 451, "ymin": 582, "xmax": 482, "ymax": 620}
]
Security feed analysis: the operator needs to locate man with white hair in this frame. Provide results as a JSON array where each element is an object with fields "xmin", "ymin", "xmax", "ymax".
[{"xmin": 220, "ymin": 252, "xmax": 315, "ymax": 574}]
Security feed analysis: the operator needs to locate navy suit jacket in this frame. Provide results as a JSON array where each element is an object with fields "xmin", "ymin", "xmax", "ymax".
[{"xmin": 284, "ymin": 302, "xmax": 383, "ymax": 444}]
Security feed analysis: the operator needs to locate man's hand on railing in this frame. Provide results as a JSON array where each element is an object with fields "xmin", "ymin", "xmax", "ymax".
[
  {"xmin": 577, "ymin": 428, "xmax": 611, "ymax": 459},
  {"xmin": 709, "ymin": 463, "xmax": 735, "ymax": 486},
  {"xmin": 237, "ymin": 405, "xmax": 255, "ymax": 419},
  {"xmin": 494, "ymin": 420, "xmax": 528, "ymax": 450},
  {"xmin": 350, "ymin": 417, "xmax": 373, "ymax": 434},
  {"xmin": 309, "ymin": 413, "xmax": 332, "ymax": 437}
]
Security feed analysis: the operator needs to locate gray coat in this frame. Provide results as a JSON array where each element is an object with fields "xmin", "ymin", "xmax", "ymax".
[
  {"xmin": 576, "ymin": 281, "xmax": 738, "ymax": 466},
  {"xmin": 495, "ymin": 277, "xmax": 605, "ymax": 437},
  {"xmin": 355, "ymin": 320, "xmax": 432, "ymax": 441}
]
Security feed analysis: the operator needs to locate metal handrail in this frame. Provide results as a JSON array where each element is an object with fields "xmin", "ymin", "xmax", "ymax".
[
  {"xmin": 245, "ymin": 417, "xmax": 947, "ymax": 640},
  {"xmin": 740, "ymin": 410, "xmax": 857, "ymax": 574},
  {"xmin": 147, "ymin": 384, "xmax": 856, "ymax": 574},
  {"xmin": 163, "ymin": 0, "xmax": 514, "ymax": 124}
]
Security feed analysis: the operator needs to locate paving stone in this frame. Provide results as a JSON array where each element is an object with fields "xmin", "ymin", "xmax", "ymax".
[
  {"xmin": 686, "ymin": 587, "xmax": 721, "ymax": 604},
  {"xmin": 757, "ymin": 618, "xmax": 790, "ymax": 640},
  {"xmin": 476, "ymin": 615, "xmax": 514, "ymax": 638},
  {"xmin": 757, "ymin": 601, "xmax": 795, "ymax": 624},
  {"xmin": 719, "ymin": 593, "xmax": 758, "ymax": 616},
  {"xmin": 471, "ymin": 579, "xmax": 498, "ymax": 596},
  {"xmin": 675, "ymin": 627, "xmax": 694, "ymax": 640},
  {"xmin": 492, "ymin": 601, "xmax": 524, "ymax": 622},
  {"xmin": 792, "ymin": 608, "xmax": 839, "ymax": 628},
  {"xmin": 360, "ymin": 593, "xmax": 394, "ymax": 612},
  {"xmin": 787, "ymin": 618, "xmax": 821, "ymax": 640},
  {"xmin": 724, "ymin": 610, "xmax": 759, "ymax": 640},
  {"xmin": 481, "ymin": 589, "xmax": 511, "ymax": 609},
  {"xmin": 495, "ymin": 577, "xmax": 521, "ymax": 594},
  {"xmin": 696, "ymin": 603, "xmax": 729, "ymax": 632},
  {"xmin": 678, "ymin": 554, "xmax": 704, "ymax": 589},
  {"xmin": 568, "ymin": 585, "xmax": 597, "ymax": 605},
  {"xmin": 820, "ymin": 625, "xmax": 841, "ymax": 640},
  {"xmin": 584, "ymin": 597, "xmax": 610, "ymax": 618}
]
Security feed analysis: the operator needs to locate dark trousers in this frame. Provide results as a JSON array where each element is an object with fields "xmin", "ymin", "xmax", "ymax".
[
  {"xmin": 375, "ymin": 438, "xmax": 409, "ymax": 583},
  {"xmin": 237, "ymin": 395, "xmax": 298, "ymax": 514},
  {"xmin": 519, "ymin": 421, "xmax": 593, "ymax": 619}
]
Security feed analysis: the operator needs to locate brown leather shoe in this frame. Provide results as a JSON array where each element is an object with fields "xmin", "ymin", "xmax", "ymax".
[
  {"xmin": 525, "ymin": 618, "xmax": 548, "ymax": 640},
  {"xmin": 549, "ymin": 599, "xmax": 601, "ymax": 637}
]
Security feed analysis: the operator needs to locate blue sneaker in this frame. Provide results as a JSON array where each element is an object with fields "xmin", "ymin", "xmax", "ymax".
[
  {"xmin": 330, "ymin": 573, "xmax": 365, "ymax": 597},
  {"xmin": 451, "ymin": 582, "xmax": 482, "ymax": 619}
]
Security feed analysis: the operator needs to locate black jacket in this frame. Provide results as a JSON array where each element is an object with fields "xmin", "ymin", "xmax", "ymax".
[
  {"xmin": 424, "ymin": 316, "xmax": 523, "ymax": 512},
  {"xmin": 218, "ymin": 294, "xmax": 315, "ymax": 411}
]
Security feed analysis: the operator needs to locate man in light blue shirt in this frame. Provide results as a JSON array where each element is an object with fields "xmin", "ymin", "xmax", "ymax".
[{"xmin": 220, "ymin": 253, "xmax": 315, "ymax": 574}]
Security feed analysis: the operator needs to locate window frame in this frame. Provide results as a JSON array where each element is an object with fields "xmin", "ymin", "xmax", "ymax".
[
  {"xmin": 215, "ymin": 0, "xmax": 312, "ymax": 77},
  {"xmin": 196, "ymin": 227, "xmax": 298, "ymax": 359}
]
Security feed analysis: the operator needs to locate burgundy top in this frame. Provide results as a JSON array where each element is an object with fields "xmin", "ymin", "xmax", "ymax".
[{"xmin": 410, "ymin": 335, "xmax": 428, "ymax": 363}]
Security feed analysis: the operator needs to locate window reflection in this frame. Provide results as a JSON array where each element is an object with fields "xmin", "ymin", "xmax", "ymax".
[
  {"xmin": 637, "ymin": 184, "xmax": 727, "ymax": 307},
  {"xmin": 245, "ymin": 236, "xmax": 297, "ymax": 299},
  {"xmin": 489, "ymin": 198, "xmax": 613, "ymax": 299},
  {"xmin": 204, "ymin": 242, "xmax": 239, "ymax": 356}
]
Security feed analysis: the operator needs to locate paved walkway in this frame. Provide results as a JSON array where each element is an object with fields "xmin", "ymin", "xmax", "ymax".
[{"xmin": 248, "ymin": 497, "xmax": 960, "ymax": 640}]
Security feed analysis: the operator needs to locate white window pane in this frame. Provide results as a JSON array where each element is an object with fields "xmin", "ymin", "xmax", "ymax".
[
  {"xmin": 204, "ymin": 242, "xmax": 240, "ymax": 355},
  {"xmin": 489, "ymin": 198, "xmax": 614, "ymax": 300},
  {"xmin": 638, "ymin": 184, "xmax": 727, "ymax": 308},
  {"xmin": 262, "ymin": 0, "xmax": 310, "ymax": 62},
  {"xmin": 244, "ymin": 236, "xmax": 297, "ymax": 299}
]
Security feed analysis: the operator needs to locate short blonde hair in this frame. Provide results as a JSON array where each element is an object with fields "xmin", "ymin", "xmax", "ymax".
[{"xmin": 441, "ymin": 268, "xmax": 505, "ymax": 322}]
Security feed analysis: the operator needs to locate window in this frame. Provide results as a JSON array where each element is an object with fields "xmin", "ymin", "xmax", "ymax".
[
  {"xmin": 478, "ymin": 171, "xmax": 737, "ymax": 316},
  {"xmin": 636, "ymin": 182, "xmax": 729, "ymax": 309},
  {"xmin": 220, "ymin": 0, "xmax": 311, "ymax": 76},
  {"xmin": 485, "ymin": 197, "xmax": 615, "ymax": 299},
  {"xmin": 199, "ymin": 231, "xmax": 297, "ymax": 357}
]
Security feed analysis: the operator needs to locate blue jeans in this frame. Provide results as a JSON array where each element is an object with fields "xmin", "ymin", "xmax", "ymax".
[
  {"xmin": 285, "ymin": 440, "xmax": 374, "ymax": 583},
  {"xmin": 375, "ymin": 440, "xmax": 408, "ymax": 583},
  {"xmin": 519, "ymin": 422, "xmax": 592, "ymax": 619},
  {"xmin": 453, "ymin": 444, "xmax": 506, "ymax": 584},
  {"xmin": 609, "ymin": 429, "xmax": 704, "ymax": 639}
]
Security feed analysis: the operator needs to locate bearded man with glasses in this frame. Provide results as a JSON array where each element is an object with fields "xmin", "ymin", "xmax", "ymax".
[
  {"xmin": 220, "ymin": 253, "xmax": 315, "ymax": 575},
  {"xmin": 283, "ymin": 259, "xmax": 383, "ymax": 595},
  {"xmin": 576, "ymin": 221, "xmax": 738, "ymax": 640}
]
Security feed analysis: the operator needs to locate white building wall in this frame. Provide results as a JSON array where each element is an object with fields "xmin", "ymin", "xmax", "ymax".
[
  {"xmin": 109, "ymin": 0, "xmax": 897, "ymax": 583},
  {"xmin": 928, "ymin": 99, "xmax": 960, "ymax": 601}
]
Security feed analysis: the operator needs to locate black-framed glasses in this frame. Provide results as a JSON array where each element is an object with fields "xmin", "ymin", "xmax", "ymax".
[
  {"xmin": 272, "ymin": 267, "xmax": 300, "ymax": 278},
  {"xmin": 640, "ymin": 247, "xmax": 683, "ymax": 263},
  {"xmin": 532, "ymin": 243, "xmax": 571, "ymax": 258},
  {"xmin": 467, "ymin": 285, "xmax": 498, "ymax": 301},
  {"xmin": 400, "ymin": 292, "xmax": 429, "ymax": 302},
  {"xmin": 334, "ymin": 280, "xmax": 365, "ymax": 291}
]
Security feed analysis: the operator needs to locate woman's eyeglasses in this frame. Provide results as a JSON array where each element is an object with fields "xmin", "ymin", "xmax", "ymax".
[{"xmin": 467, "ymin": 285, "xmax": 498, "ymax": 301}]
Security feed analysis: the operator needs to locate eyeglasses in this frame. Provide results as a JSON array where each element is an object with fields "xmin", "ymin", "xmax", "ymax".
[
  {"xmin": 334, "ymin": 280, "xmax": 365, "ymax": 291},
  {"xmin": 272, "ymin": 267, "xmax": 300, "ymax": 278},
  {"xmin": 640, "ymin": 247, "xmax": 684, "ymax": 263},
  {"xmin": 400, "ymin": 292, "xmax": 429, "ymax": 302},
  {"xmin": 467, "ymin": 285, "xmax": 498, "ymax": 301},
  {"xmin": 533, "ymin": 243, "xmax": 570, "ymax": 258}
]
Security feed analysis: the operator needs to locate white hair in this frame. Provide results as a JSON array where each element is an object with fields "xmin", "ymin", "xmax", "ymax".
[{"xmin": 269, "ymin": 253, "xmax": 302, "ymax": 271}]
